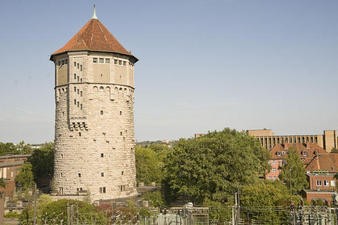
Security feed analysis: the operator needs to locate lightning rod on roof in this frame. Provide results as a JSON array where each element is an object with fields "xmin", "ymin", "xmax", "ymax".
[{"xmin": 92, "ymin": 4, "xmax": 98, "ymax": 19}]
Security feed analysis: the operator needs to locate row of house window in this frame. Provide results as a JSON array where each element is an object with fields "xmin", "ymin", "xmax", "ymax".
[
  {"xmin": 73, "ymin": 61, "xmax": 83, "ymax": 71},
  {"xmin": 73, "ymin": 99, "xmax": 82, "ymax": 109},
  {"xmin": 93, "ymin": 58, "xmax": 110, "ymax": 63},
  {"xmin": 74, "ymin": 73, "xmax": 82, "ymax": 83},
  {"xmin": 260, "ymin": 136, "xmax": 319, "ymax": 146},
  {"xmin": 92, "ymin": 57, "xmax": 130, "ymax": 66},
  {"xmin": 316, "ymin": 180, "xmax": 330, "ymax": 186},
  {"xmin": 74, "ymin": 87, "xmax": 83, "ymax": 96},
  {"xmin": 114, "ymin": 59, "xmax": 127, "ymax": 66}
]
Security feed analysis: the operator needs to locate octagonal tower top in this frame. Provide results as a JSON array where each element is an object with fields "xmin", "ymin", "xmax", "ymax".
[{"xmin": 50, "ymin": 6, "xmax": 137, "ymax": 62}]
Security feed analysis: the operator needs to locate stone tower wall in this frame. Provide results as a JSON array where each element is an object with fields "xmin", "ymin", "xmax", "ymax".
[{"xmin": 53, "ymin": 52, "xmax": 137, "ymax": 202}]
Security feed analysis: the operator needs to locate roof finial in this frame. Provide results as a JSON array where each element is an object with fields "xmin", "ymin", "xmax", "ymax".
[{"xmin": 92, "ymin": 4, "xmax": 98, "ymax": 19}]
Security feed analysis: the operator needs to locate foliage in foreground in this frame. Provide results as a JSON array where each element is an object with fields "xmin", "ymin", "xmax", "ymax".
[
  {"xmin": 20, "ymin": 196, "xmax": 107, "ymax": 225},
  {"xmin": 241, "ymin": 181, "xmax": 302, "ymax": 224},
  {"xmin": 163, "ymin": 128, "xmax": 269, "ymax": 204}
]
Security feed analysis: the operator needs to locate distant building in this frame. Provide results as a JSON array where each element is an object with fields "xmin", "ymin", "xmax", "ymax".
[
  {"xmin": 304, "ymin": 153, "xmax": 338, "ymax": 206},
  {"xmin": 247, "ymin": 129, "xmax": 337, "ymax": 152},
  {"xmin": 0, "ymin": 155, "xmax": 30, "ymax": 199},
  {"xmin": 265, "ymin": 143, "xmax": 326, "ymax": 180}
]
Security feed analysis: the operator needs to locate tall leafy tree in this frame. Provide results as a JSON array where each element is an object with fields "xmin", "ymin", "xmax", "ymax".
[
  {"xmin": 163, "ymin": 128, "xmax": 269, "ymax": 204},
  {"xmin": 135, "ymin": 146, "xmax": 163, "ymax": 185},
  {"xmin": 15, "ymin": 163, "xmax": 34, "ymax": 191},
  {"xmin": 28, "ymin": 142, "xmax": 54, "ymax": 189},
  {"xmin": 279, "ymin": 148, "xmax": 308, "ymax": 194},
  {"xmin": 241, "ymin": 181, "xmax": 301, "ymax": 224}
]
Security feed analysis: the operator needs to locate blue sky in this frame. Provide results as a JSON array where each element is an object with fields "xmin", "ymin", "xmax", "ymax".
[{"xmin": 0, "ymin": 0, "xmax": 337, "ymax": 143}]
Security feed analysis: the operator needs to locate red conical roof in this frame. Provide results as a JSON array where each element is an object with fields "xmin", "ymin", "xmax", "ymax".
[{"xmin": 51, "ymin": 18, "xmax": 137, "ymax": 61}]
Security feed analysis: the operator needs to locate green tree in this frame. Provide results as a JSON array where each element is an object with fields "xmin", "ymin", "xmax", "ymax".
[
  {"xmin": 279, "ymin": 148, "xmax": 308, "ymax": 194},
  {"xmin": 142, "ymin": 190, "xmax": 165, "ymax": 207},
  {"xmin": 15, "ymin": 163, "xmax": 34, "ymax": 191},
  {"xmin": 163, "ymin": 128, "xmax": 269, "ymax": 204},
  {"xmin": 0, "ymin": 142, "xmax": 32, "ymax": 156},
  {"xmin": 0, "ymin": 142, "xmax": 17, "ymax": 156},
  {"xmin": 20, "ymin": 198, "xmax": 107, "ymax": 225},
  {"xmin": 135, "ymin": 145, "xmax": 165, "ymax": 185},
  {"xmin": 28, "ymin": 142, "xmax": 54, "ymax": 190},
  {"xmin": 241, "ymin": 181, "xmax": 301, "ymax": 224}
]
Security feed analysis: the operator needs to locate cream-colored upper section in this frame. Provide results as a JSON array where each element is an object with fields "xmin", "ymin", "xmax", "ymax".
[
  {"xmin": 248, "ymin": 129, "xmax": 337, "ymax": 152},
  {"xmin": 247, "ymin": 129, "xmax": 274, "ymax": 137},
  {"xmin": 54, "ymin": 52, "xmax": 135, "ymax": 89},
  {"xmin": 55, "ymin": 56, "xmax": 69, "ymax": 86}
]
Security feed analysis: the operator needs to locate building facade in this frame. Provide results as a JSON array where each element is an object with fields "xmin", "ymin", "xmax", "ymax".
[
  {"xmin": 247, "ymin": 129, "xmax": 337, "ymax": 152},
  {"xmin": 0, "ymin": 154, "xmax": 30, "ymax": 198},
  {"xmin": 50, "ymin": 10, "xmax": 138, "ymax": 202},
  {"xmin": 265, "ymin": 143, "xmax": 326, "ymax": 180},
  {"xmin": 304, "ymin": 153, "xmax": 338, "ymax": 205}
]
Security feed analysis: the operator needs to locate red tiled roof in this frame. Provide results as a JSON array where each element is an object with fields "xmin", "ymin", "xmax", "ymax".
[
  {"xmin": 306, "ymin": 153, "xmax": 338, "ymax": 172},
  {"xmin": 51, "ymin": 18, "xmax": 137, "ymax": 61},
  {"xmin": 270, "ymin": 143, "xmax": 327, "ymax": 165}
]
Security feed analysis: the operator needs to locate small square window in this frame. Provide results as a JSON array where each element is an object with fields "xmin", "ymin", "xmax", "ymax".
[
  {"xmin": 100, "ymin": 110, "xmax": 103, "ymax": 115},
  {"xmin": 101, "ymin": 153, "xmax": 104, "ymax": 157},
  {"xmin": 120, "ymin": 111, "xmax": 122, "ymax": 115},
  {"xmin": 78, "ymin": 173, "xmax": 81, "ymax": 177},
  {"xmin": 99, "ymin": 58, "xmax": 104, "ymax": 63},
  {"xmin": 119, "ymin": 60, "xmax": 122, "ymax": 65},
  {"xmin": 105, "ymin": 58, "xmax": 110, "ymax": 63},
  {"xmin": 74, "ymin": 62, "xmax": 76, "ymax": 67},
  {"xmin": 114, "ymin": 59, "xmax": 118, "ymax": 64},
  {"xmin": 123, "ymin": 61, "xmax": 126, "ymax": 66},
  {"xmin": 101, "ymin": 172, "xmax": 104, "ymax": 177},
  {"xmin": 74, "ymin": 87, "xmax": 76, "ymax": 92},
  {"xmin": 93, "ymin": 58, "xmax": 98, "ymax": 63},
  {"xmin": 74, "ymin": 74, "xmax": 76, "ymax": 79}
]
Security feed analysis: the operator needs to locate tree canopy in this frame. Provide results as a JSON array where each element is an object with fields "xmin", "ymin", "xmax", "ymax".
[
  {"xmin": 241, "ymin": 181, "xmax": 301, "ymax": 224},
  {"xmin": 163, "ymin": 128, "xmax": 269, "ymax": 204},
  {"xmin": 135, "ymin": 143, "xmax": 169, "ymax": 185},
  {"xmin": 15, "ymin": 163, "xmax": 34, "ymax": 191},
  {"xmin": 28, "ymin": 142, "xmax": 54, "ymax": 190},
  {"xmin": 0, "ymin": 141, "xmax": 32, "ymax": 156},
  {"xmin": 279, "ymin": 148, "xmax": 308, "ymax": 194}
]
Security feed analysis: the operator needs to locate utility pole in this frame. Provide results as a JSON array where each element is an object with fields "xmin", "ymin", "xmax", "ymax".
[
  {"xmin": 232, "ymin": 192, "xmax": 240, "ymax": 225},
  {"xmin": 33, "ymin": 183, "xmax": 38, "ymax": 225}
]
